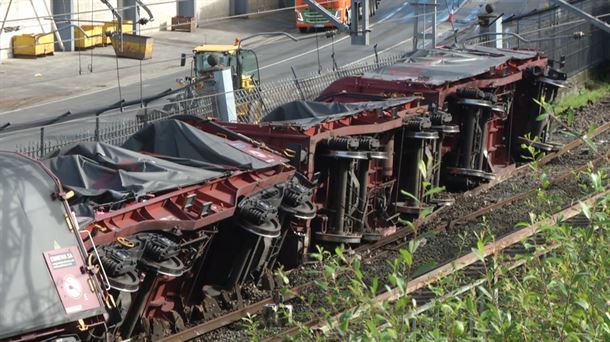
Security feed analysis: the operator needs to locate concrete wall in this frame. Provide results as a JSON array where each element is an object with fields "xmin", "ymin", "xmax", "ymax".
[
  {"xmin": 0, "ymin": 0, "xmax": 54, "ymax": 62},
  {"xmin": 72, "ymin": 0, "xmax": 116, "ymax": 23},
  {"xmin": 61, "ymin": 0, "xmax": 178, "ymax": 32},
  {"xmin": 149, "ymin": 2, "xmax": 179, "ymax": 32},
  {"xmin": 248, "ymin": 0, "xmax": 281, "ymax": 12},
  {"xmin": 199, "ymin": 0, "xmax": 231, "ymax": 20}
]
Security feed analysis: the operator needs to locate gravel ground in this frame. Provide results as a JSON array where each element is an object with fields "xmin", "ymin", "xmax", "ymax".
[{"xmin": 186, "ymin": 94, "xmax": 610, "ymax": 341}]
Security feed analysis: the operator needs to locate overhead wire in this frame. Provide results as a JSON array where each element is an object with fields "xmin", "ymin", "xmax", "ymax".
[
  {"xmin": 2, "ymin": 5, "xmax": 609, "ymax": 92},
  {"xmin": 1, "ymin": 6, "xmax": 445, "ymax": 93},
  {"xmin": 0, "ymin": 57, "xmax": 386, "ymax": 135},
  {"xmin": 1, "ymin": 5, "xmax": 445, "ymax": 87},
  {"xmin": 469, "ymin": 12, "xmax": 610, "ymax": 47},
  {"xmin": 3, "ymin": 10, "xmax": 609, "ymax": 93},
  {"xmin": 1, "ymin": 0, "xmax": 331, "ymax": 26},
  {"xmin": 0, "ymin": 4, "xmax": 606, "ymax": 131},
  {"xmin": 2, "ymin": 2, "xmax": 439, "ymax": 53},
  {"xmin": 0, "ymin": 0, "xmax": 336, "ymax": 52}
]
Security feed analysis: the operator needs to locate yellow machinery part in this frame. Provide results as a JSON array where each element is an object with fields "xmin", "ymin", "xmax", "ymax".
[
  {"xmin": 12, "ymin": 33, "xmax": 54, "ymax": 57},
  {"xmin": 76, "ymin": 25, "xmax": 103, "ymax": 49},
  {"xmin": 193, "ymin": 44, "xmax": 239, "ymax": 54},
  {"xmin": 240, "ymin": 75, "xmax": 255, "ymax": 90},
  {"xmin": 102, "ymin": 20, "xmax": 133, "ymax": 45},
  {"xmin": 111, "ymin": 33, "xmax": 154, "ymax": 60}
]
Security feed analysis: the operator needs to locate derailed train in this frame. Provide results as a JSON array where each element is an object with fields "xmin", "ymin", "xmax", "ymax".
[{"xmin": 0, "ymin": 46, "xmax": 565, "ymax": 341}]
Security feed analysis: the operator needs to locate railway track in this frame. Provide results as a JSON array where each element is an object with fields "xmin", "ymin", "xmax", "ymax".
[
  {"xmin": 160, "ymin": 117, "xmax": 610, "ymax": 341},
  {"xmin": 266, "ymin": 190, "xmax": 606, "ymax": 341}
]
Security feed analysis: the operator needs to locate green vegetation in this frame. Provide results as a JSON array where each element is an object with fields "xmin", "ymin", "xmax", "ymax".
[
  {"xmin": 555, "ymin": 78, "xmax": 610, "ymax": 115},
  {"xmin": 266, "ymin": 193, "xmax": 610, "ymax": 341},
  {"xmin": 242, "ymin": 152, "xmax": 610, "ymax": 341}
]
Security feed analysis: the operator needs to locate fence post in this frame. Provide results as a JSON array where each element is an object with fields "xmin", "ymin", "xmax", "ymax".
[
  {"xmin": 141, "ymin": 103, "xmax": 149, "ymax": 127},
  {"xmin": 516, "ymin": 20, "xmax": 520, "ymax": 49},
  {"xmin": 537, "ymin": 12, "xmax": 542, "ymax": 52},
  {"xmin": 551, "ymin": 10, "xmax": 557, "ymax": 67},
  {"xmin": 95, "ymin": 115, "xmax": 100, "ymax": 141},
  {"xmin": 374, "ymin": 44, "xmax": 379, "ymax": 65},
  {"xmin": 39, "ymin": 126, "xmax": 45, "ymax": 159},
  {"xmin": 254, "ymin": 87, "xmax": 269, "ymax": 118},
  {"xmin": 291, "ymin": 66, "xmax": 306, "ymax": 101}
]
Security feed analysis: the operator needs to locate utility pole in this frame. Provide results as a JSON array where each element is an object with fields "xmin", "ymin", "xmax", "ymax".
[
  {"xmin": 432, "ymin": 0, "xmax": 437, "ymax": 47},
  {"xmin": 0, "ymin": 0, "xmax": 14, "ymax": 63},
  {"xmin": 351, "ymin": 0, "xmax": 370, "ymax": 46}
]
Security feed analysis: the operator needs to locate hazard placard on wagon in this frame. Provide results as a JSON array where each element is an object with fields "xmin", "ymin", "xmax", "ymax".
[{"xmin": 43, "ymin": 246, "xmax": 102, "ymax": 315}]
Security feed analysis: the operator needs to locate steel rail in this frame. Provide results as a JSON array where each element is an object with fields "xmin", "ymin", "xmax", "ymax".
[
  {"xmin": 448, "ymin": 147, "xmax": 610, "ymax": 229},
  {"xmin": 157, "ymin": 281, "xmax": 314, "ymax": 342}
]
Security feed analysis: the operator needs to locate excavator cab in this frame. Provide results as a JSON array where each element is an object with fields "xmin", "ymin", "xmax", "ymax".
[
  {"xmin": 173, "ymin": 41, "xmax": 264, "ymax": 121},
  {"xmin": 191, "ymin": 43, "xmax": 260, "ymax": 91}
]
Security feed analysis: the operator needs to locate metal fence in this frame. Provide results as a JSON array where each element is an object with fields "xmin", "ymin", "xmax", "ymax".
[
  {"xmin": 501, "ymin": 0, "xmax": 610, "ymax": 76},
  {"xmin": 3, "ymin": 0, "xmax": 610, "ymax": 159},
  {"xmin": 2, "ymin": 53, "xmax": 406, "ymax": 159}
]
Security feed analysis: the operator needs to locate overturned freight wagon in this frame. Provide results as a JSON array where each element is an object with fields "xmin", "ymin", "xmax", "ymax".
[
  {"xmin": 0, "ymin": 120, "xmax": 315, "ymax": 340},
  {"xmin": 0, "ymin": 45, "xmax": 567, "ymax": 341},
  {"xmin": 182, "ymin": 96, "xmax": 449, "ymax": 248},
  {"xmin": 192, "ymin": 45, "xmax": 566, "ymax": 248},
  {"xmin": 0, "ymin": 153, "xmax": 107, "ymax": 341},
  {"xmin": 320, "ymin": 46, "xmax": 566, "ymax": 189}
]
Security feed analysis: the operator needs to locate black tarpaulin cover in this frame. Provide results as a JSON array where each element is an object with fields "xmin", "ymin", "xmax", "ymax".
[
  {"xmin": 122, "ymin": 119, "xmax": 281, "ymax": 170},
  {"xmin": 0, "ymin": 152, "xmax": 105, "ymax": 339},
  {"xmin": 260, "ymin": 97, "xmax": 419, "ymax": 128},
  {"xmin": 44, "ymin": 142, "xmax": 226, "ymax": 205}
]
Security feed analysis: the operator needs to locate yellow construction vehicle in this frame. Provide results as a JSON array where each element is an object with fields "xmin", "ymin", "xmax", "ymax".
[
  {"xmin": 181, "ymin": 39, "xmax": 261, "ymax": 91},
  {"xmin": 195, "ymin": 43, "xmax": 260, "ymax": 91},
  {"xmin": 173, "ymin": 39, "xmax": 264, "ymax": 120}
]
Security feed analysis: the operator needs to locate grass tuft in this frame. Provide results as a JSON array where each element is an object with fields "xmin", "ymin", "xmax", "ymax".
[{"xmin": 555, "ymin": 78, "xmax": 610, "ymax": 114}]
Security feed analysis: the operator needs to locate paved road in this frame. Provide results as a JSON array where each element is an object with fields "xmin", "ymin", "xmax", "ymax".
[
  {"xmin": 0, "ymin": 0, "xmax": 453, "ymax": 126},
  {"xmin": 0, "ymin": 0, "xmax": 542, "ymax": 149}
]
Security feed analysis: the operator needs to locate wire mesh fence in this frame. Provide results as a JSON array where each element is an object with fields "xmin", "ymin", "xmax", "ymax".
[
  {"xmin": 3, "ymin": 0, "xmax": 609, "ymax": 159},
  {"xmin": 501, "ymin": 0, "xmax": 610, "ymax": 76},
  {"xmin": 3, "ymin": 53, "xmax": 406, "ymax": 159}
]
